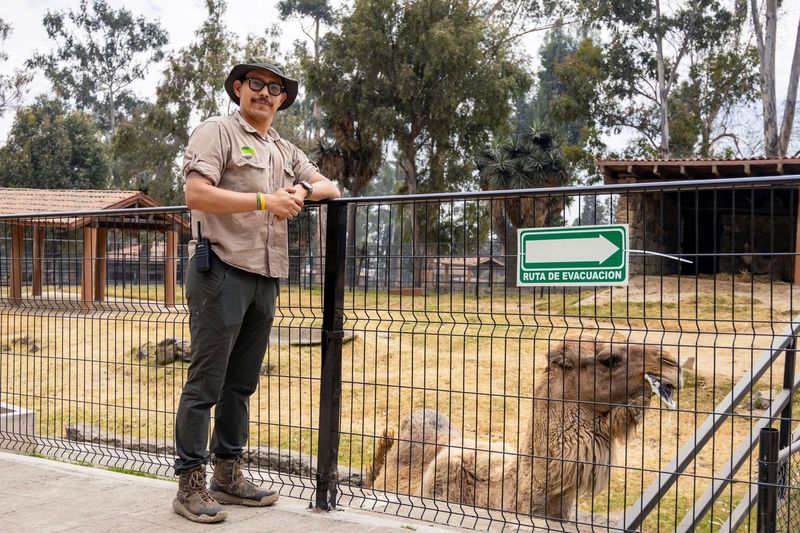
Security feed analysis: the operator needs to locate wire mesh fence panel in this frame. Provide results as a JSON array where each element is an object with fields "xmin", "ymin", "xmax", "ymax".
[
  {"xmin": 328, "ymin": 178, "xmax": 800, "ymax": 532},
  {"xmin": 1, "ymin": 178, "xmax": 800, "ymax": 531},
  {"xmin": 778, "ymin": 449, "xmax": 800, "ymax": 531},
  {"xmin": 0, "ymin": 205, "xmax": 325, "ymax": 500}
]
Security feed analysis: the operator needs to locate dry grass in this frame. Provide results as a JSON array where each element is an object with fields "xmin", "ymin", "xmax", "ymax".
[{"xmin": 2, "ymin": 274, "xmax": 799, "ymax": 531}]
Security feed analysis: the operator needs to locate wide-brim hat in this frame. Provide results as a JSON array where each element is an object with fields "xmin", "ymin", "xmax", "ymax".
[{"xmin": 224, "ymin": 61, "xmax": 298, "ymax": 110}]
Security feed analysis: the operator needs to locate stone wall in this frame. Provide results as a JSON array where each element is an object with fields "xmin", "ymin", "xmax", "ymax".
[{"xmin": 615, "ymin": 187, "xmax": 681, "ymax": 276}]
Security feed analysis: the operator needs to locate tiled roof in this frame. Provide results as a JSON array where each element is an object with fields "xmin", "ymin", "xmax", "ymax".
[
  {"xmin": 0, "ymin": 188, "xmax": 153, "ymax": 215},
  {"xmin": 0, "ymin": 188, "xmax": 188, "ymax": 230}
]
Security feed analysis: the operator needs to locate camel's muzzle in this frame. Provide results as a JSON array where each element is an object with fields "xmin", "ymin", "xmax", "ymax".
[{"xmin": 645, "ymin": 374, "xmax": 678, "ymax": 409}]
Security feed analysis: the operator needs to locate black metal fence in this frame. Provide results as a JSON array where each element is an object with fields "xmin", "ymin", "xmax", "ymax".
[{"xmin": 2, "ymin": 176, "xmax": 800, "ymax": 531}]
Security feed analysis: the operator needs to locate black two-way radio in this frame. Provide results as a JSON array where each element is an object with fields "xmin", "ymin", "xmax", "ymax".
[{"xmin": 195, "ymin": 221, "xmax": 211, "ymax": 273}]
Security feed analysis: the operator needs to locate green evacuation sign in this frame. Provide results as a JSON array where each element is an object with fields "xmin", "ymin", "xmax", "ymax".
[{"xmin": 517, "ymin": 225, "xmax": 628, "ymax": 287}]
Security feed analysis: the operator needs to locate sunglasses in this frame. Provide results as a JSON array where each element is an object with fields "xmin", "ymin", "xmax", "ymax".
[{"xmin": 243, "ymin": 77, "xmax": 285, "ymax": 96}]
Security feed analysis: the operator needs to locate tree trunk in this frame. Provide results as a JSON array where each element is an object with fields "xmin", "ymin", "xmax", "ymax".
[
  {"xmin": 313, "ymin": 18, "xmax": 322, "ymax": 141},
  {"xmin": 400, "ymin": 151, "xmax": 426, "ymax": 288},
  {"xmin": 655, "ymin": 0, "xmax": 670, "ymax": 157},
  {"xmin": 779, "ymin": 12, "xmax": 800, "ymax": 156},
  {"xmin": 108, "ymin": 87, "xmax": 116, "ymax": 142},
  {"xmin": 752, "ymin": 0, "xmax": 780, "ymax": 156}
]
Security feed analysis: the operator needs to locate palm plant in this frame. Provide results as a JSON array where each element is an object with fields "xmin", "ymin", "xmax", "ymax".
[{"xmin": 477, "ymin": 127, "xmax": 573, "ymax": 286}]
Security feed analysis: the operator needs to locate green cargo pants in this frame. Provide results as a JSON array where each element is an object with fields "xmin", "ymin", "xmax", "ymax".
[{"xmin": 174, "ymin": 254, "xmax": 278, "ymax": 474}]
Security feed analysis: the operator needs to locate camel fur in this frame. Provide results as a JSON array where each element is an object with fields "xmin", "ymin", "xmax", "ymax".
[{"xmin": 369, "ymin": 338, "xmax": 683, "ymax": 520}]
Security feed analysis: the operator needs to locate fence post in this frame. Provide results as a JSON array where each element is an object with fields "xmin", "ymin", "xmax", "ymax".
[
  {"xmin": 780, "ymin": 337, "xmax": 796, "ymax": 449},
  {"xmin": 758, "ymin": 427, "xmax": 779, "ymax": 533},
  {"xmin": 315, "ymin": 200, "xmax": 347, "ymax": 511}
]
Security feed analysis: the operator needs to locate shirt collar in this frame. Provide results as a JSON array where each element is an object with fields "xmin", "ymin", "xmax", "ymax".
[{"xmin": 234, "ymin": 110, "xmax": 281, "ymax": 141}]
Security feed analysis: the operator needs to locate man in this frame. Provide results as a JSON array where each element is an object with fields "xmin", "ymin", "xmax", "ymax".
[{"xmin": 173, "ymin": 60, "xmax": 340, "ymax": 523}]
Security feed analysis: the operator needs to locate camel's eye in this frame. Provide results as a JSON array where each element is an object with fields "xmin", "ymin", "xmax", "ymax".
[{"xmin": 601, "ymin": 355, "xmax": 623, "ymax": 369}]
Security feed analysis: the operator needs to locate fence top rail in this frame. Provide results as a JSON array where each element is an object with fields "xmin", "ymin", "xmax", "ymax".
[
  {"xmin": 1, "ymin": 175, "xmax": 799, "ymax": 220},
  {"xmin": 778, "ymin": 436, "xmax": 800, "ymax": 463},
  {"xmin": 333, "ymin": 174, "xmax": 800, "ymax": 204}
]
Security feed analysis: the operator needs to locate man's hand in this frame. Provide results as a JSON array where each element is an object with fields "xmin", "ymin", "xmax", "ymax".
[
  {"xmin": 268, "ymin": 187, "xmax": 303, "ymax": 220},
  {"xmin": 290, "ymin": 186, "xmax": 309, "ymax": 205}
]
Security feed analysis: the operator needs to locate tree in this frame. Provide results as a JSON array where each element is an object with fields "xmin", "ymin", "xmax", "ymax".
[
  {"xmin": 112, "ymin": 0, "xmax": 237, "ymax": 201},
  {"xmin": 562, "ymin": 0, "xmax": 751, "ymax": 157},
  {"xmin": 278, "ymin": 0, "xmax": 334, "ymax": 140},
  {"xmin": 0, "ymin": 18, "xmax": 31, "ymax": 118},
  {"xmin": 312, "ymin": 0, "xmax": 529, "ymax": 285},
  {"xmin": 30, "ymin": 0, "xmax": 168, "ymax": 140},
  {"xmin": 477, "ymin": 127, "xmax": 572, "ymax": 285},
  {"xmin": 515, "ymin": 22, "xmax": 605, "ymax": 181},
  {"xmin": 111, "ymin": 101, "xmax": 186, "ymax": 204},
  {"xmin": 668, "ymin": 40, "xmax": 759, "ymax": 157},
  {"xmin": 0, "ymin": 98, "xmax": 111, "ymax": 189},
  {"xmin": 750, "ymin": 0, "xmax": 800, "ymax": 156},
  {"xmin": 316, "ymin": 0, "xmax": 529, "ymax": 196}
]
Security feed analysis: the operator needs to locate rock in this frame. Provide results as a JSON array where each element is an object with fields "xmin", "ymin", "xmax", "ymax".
[
  {"xmin": 136, "ymin": 345, "xmax": 150, "ymax": 360},
  {"xmin": 11, "ymin": 336, "xmax": 40, "ymax": 352},
  {"xmin": 155, "ymin": 337, "xmax": 191, "ymax": 365},
  {"xmin": 750, "ymin": 390, "xmax": 772, "ymax": 411},
  {"xmin": 64, "ymin": 427, "xmax": 360, "ymax": 485},
  {"xmin": 65, "ymin": 424, "xmax": 122, "ymax": 448}
]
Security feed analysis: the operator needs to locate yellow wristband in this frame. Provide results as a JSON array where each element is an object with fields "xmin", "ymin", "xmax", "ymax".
[{"xmin": 256, "ymin": 192, "xmax": 263, "ymax": 210}]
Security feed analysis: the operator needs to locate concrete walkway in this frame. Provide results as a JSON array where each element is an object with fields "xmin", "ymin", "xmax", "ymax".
[{"xmin": 0, "ymin": 450, "xmax": 462, "ymax": 533}]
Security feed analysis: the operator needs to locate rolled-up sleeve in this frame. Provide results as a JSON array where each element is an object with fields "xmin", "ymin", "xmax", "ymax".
[
  {"xmin": 291, "ymin": 144, "xmax": 319, "ymax": 183},
  {"xmin": 182, "ymin": 120, "xmax": 229, "ymax": 185}
]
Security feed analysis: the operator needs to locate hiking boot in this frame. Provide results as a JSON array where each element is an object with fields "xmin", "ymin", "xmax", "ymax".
[
  {"xmin": 173, "ymin": 465, "xmax": 227, "ymax": 523},
  {"xmin": 209, "ymin": 456, "xmax": 279, "ymax": 506}
]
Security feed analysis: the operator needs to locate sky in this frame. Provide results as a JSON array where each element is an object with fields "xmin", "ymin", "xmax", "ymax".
[{"xmin": 1, "ymin": 0, "xmax": 799, "ymax": 152}]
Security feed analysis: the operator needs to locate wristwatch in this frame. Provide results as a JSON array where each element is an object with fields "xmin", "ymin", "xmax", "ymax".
[{"xmin": 299, "ymin": 180, "xmax": 313, "ymax": 197}]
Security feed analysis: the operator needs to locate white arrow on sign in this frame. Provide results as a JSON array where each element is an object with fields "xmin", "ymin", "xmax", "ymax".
[{"xmin": 525, "ymin": 234, "xmax": 620, "ymax": 264}]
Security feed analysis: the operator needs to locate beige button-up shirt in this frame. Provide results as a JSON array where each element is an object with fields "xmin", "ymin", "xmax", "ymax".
[{"xmin": 183, "ymin": 111, "xmax": 318, "ymax": 278}]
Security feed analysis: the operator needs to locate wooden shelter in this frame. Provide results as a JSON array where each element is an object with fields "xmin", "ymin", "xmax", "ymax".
[
  {"xmin": 596, "ymin": 157, "xmax": 800, "ymax": 182},
  {"xmin": 595, "ymin": 157, "xmax": 800, "ymax": 281},
  {"xmin": 0, "ymin": 188, "xmax": 188, "ymax": 309}
]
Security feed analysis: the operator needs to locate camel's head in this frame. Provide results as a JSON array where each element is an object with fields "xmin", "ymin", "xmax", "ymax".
[{"xmin": 546, "ymin": 339, "xmax": 683, "ymax": 415}]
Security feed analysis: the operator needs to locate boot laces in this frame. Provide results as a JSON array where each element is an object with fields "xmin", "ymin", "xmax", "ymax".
[
  {"xmin": 231, "ymin": 457, "xmax": 246, "ymax": 484},
  {"xmin": 189, "ymin": 469, "xmax": 215, "ymax": 504}
]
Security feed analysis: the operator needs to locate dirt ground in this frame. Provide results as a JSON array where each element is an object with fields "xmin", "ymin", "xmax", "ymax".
[{"xmin": 2, "ymin": 274, "xmax": 799, "ymax": 531}]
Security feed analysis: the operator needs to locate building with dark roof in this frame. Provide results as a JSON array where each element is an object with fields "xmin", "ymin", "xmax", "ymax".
[{"xmin": 595, "ymin": 158, "xmax": 800, "ymax": 281}]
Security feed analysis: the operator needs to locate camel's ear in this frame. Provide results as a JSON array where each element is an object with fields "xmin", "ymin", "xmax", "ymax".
[{"xmin": 548, "ymin": 343, "xmax": 575, "ymax": 369}]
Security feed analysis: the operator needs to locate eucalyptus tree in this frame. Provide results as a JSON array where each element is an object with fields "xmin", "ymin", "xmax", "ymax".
[
  {"xmin": 750, "ymin": 0, "xmax": 800, "ymax": 156},
  {"xmin": 309, "ymin": 0, "xmax": 530, "ymax": 286},
  {"xmin": 30, "ymin": 0, "xmax": 168, "ymax": 140},
  {"xmin": 278, "ymin": 0, "xmax": 334, "ymax": 140},
  {"xmin": 112, "ymin": 0, "xmax": 238, "ymax": 201},
  {"xmin": 560, "ymin": 0, "xmax": 755, "ymax": 157},
  {"xmin": 0, "ymin": 18, "xmax": 31, "ymax": 118}
]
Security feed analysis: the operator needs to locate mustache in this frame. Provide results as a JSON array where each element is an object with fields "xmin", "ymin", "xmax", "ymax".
[{"xmin": 251, "ymin": 97, "xmax": 273, "ymax": 106}]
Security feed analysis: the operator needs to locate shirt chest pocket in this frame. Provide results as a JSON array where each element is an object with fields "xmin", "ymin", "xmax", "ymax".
[
  {"xmin": 226, "ymin": 155, "xmax": 268, "ymax": 192},
  {"xmin": 282, "ymin": 167, "xmax": 296, "ymax": 188}
]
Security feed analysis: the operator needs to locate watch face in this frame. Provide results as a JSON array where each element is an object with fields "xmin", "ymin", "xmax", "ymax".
[{"xmin": 301, "ymin": 181, "xmax": 313, "ymax": 192}]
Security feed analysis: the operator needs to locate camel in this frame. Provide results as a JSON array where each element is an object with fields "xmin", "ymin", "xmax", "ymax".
[{"xmin": 368, "ymin": 338, "xmax": 683, "ymax": 521}]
